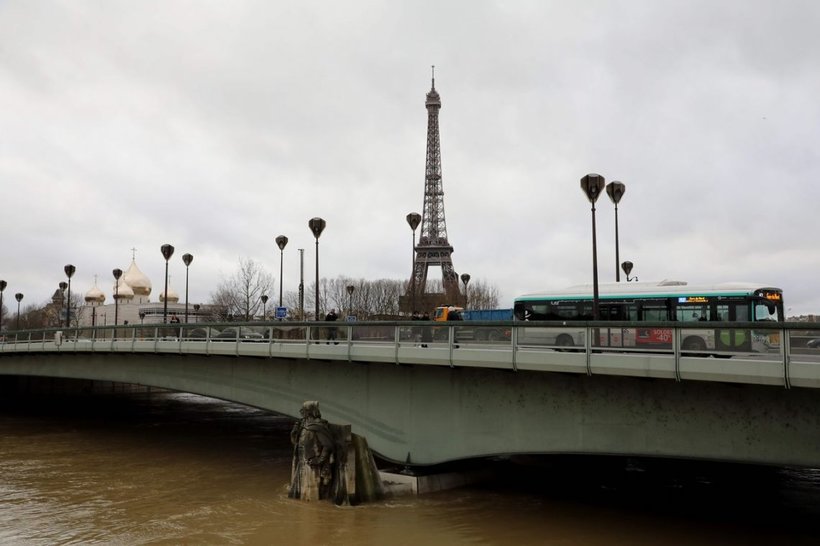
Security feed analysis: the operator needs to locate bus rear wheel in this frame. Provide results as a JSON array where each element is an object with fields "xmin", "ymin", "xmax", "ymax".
[{"xmin": 682, "ymin": 336, "xmax": 707, "ymax": 356}]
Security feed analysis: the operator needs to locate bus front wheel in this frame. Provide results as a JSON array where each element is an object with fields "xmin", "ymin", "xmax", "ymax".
[{"xmin": 556, "ymin": 334, "xmax": 574, "ymax": 350}]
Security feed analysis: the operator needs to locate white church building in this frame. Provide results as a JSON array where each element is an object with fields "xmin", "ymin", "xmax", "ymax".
[{"xmin": 80, "ymin": 258, "xmax": 208, "ymax": 326}]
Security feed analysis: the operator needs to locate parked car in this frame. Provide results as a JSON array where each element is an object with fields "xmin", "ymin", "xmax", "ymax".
[
  {"xmin": 211, "ymin": 328, "xmax": 265, "ymax": 342},
  {"xmin": 188, "ymin": 327, "xmax": 220, "ymax": 340},
  {"xmin": 807, "ymin": 338, "xmax": 820, "ymax": 349}
]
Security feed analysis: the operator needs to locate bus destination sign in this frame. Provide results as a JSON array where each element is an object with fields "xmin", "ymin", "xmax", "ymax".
[{"xmin": 679, "ymin": 296, "xmax": 709, "ymax": 303}]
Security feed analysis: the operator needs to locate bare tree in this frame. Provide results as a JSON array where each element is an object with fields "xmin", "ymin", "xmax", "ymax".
[
  {"xmin": 465, "ymin": 279, "xmax": 500, "ymax": 310},
  {"xmin": 266, "ymin": 275, "xmax": 500, "ymax": 320},
  {"xmin": 210, "ymin": 258, "xmax": 274, "ymax": 321}
]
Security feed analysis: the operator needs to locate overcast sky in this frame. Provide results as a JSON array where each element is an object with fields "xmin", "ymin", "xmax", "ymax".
[{"xmin": 1, "ymin": 0, "xmax": 818, "ymax": 316}]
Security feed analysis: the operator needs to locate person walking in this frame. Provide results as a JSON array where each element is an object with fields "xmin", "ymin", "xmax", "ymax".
[
  {"xmin": 420, "ymin": 311, "xmax": 433, "ymax": 348},
  {"xmin": 325, "ymin": 309, "xmax": 338, "ymax": 344}
]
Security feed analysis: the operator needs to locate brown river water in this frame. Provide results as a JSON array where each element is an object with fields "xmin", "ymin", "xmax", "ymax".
[{"xmin": 1, "ymin": 387, "xmax": 819, "ymax": 545}]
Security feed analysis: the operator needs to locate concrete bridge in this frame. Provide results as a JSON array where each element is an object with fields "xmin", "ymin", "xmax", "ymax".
[{"xmin": 2, "ymin": 320, "xmax": 820, "ymax": 467}]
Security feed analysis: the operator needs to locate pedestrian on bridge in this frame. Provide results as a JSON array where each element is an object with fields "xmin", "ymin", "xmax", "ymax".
[
  {"xmin": 420, "ymin": 311, "xmax": 432, "ymax": 348},
  {"xmin": 325, "ymin": 309, "xmax": 338, "ymax": 344}
]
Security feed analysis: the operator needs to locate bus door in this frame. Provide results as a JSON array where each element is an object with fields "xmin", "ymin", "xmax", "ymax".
[
  {"xmin": 675, "ymin": 298, "xmax": 713, "ymax": 350},
  {"xmin": 600, "ymin": 303, "xmax": 637, "ymax": 347},
  {"xmin": 600, "ymin": 304, "xmax": 623, "ymax": 347},
  {"xmin": 714, "ymin": 301, "xmax": 751, "ymax": 352},
  {"xmin": 636, "ymin": 300, "xmax": 672, "ymax": 348}
]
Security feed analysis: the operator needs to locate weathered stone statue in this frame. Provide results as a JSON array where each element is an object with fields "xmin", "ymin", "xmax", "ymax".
[
  {"xmin": 288, "ymin": 400, "xmax": 384, "ymax": 505},
  {"xmin": 289, "ymin": 401, "xmax": 337, "ymax": 501}
]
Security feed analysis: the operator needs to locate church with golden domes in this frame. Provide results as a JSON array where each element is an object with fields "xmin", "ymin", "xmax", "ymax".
[{"xmin": 80, "ymin": 255, "xmax": 207, "ymax": 326}]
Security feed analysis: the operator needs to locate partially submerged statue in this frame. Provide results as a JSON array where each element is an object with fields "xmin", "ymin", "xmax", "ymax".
[
  {"xmin": 288, "ymin": 400, "xmax": 384, "ymax": 505},
  {"xmin": 289, "ymin": 401, "xmax": 337, "ymax": 501}
]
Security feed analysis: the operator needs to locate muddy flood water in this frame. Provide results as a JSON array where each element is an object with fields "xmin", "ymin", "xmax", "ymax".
[{"xmin": 1, "ymin": 389, "xmax": 819, "ymax": 545}]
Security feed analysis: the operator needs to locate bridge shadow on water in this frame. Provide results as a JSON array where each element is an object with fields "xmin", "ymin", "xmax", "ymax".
[{"xmin": 455, "ymin": 454, "xmax": 820, "ymax": 537}]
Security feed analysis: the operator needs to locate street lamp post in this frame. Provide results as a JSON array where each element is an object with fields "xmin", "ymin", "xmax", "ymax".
[
  {"xmin": 58, "ymin": 282, "xmax": 67, "ymax": 326},
  {"xmin": 580, "ymin": 174, "xmax": 605, "ymax": 320},
  {"xmin": 261, "ymin": 294, "xmax": 268, "ymax": 320},
  {"xmin": 460, "ymin": 273, "xmax": 471, "ymax": 308},
  {"xmin": 182, "ymin": 253, "xmax": 193, "ymax": 323},
  {"xmin": 298, "ymin": 249, "xmax": 305, "ymax": 320},
  {"xmin": 0, "ymin": 280, "xmax": 6, "ymax": 332},
  {"xmin": 64, "ymin": 264, "xmax": 76, "ymax": 328},
  {"xmin": 308, "ymin": 218, "xmax": 326, "ymax": 321},
  {"xmin": 621, "ymin": 261, "xmax": 638, "ymax": 282},
  {"xmin": 346, "ymin": 284, "xmax": 355, "ymax": 318},
  {"xmin": 15, "ymin": 292, "xmax": 23, "ymax": 330},
  {"xmin": 406, "ymin": 212, "xmax": 421, "ymax": 313},
  {"xmin": 275, "ymin": 235, "xmax": 288, "ymax": 308},
  {"xmin": 160, "ymin": 244, "xmax": 175, "ymax": 323},
  {"xmin": 606, "ymin": 181, "xmax": 626, "ymax": 282},
  {"xmin": 113, "ymin": 268, "xmax": 123, "ymax": 329}
]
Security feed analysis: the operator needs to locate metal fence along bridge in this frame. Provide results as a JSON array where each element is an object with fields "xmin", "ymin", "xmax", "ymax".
[{"xmin": 2, "ymin": 320, "xmax": 820, "ymax": 467}]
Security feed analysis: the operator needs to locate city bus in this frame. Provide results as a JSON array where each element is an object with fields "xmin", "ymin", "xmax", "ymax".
[{"xmin": 512, "ymin": 280, "xmax": 784, "ymax": 353}]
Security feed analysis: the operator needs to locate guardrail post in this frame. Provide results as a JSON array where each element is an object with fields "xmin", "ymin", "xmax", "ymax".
[
  {"xmin": 783, "ymin": 327, "xmax": 791, "ymax": 389},
  {"xmin": 347, "ymin": 325, "xmax": 353, "ymax": 363},
  {"xmin": 394, "ymin": 325, "xmax": 400, "ymax": 365},
  {"xmin": 673, "ymin": 327, "xmax": 681, "ymax": 382},
  {"xmin": 511, "ymin": 324, "xmax": 518, "ymax": 372},
  {"xmin": 584, "ymin": 325, "xmax": 592, "ymax": 376},
  {"xmin": 449, "ymin": 325, "xmax": 455, "ymax": 368}
]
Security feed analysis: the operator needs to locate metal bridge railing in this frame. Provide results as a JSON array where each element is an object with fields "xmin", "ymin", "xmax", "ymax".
[{"xmin": 2, "ymin": 320, "xmax": 820, "ymax": 389}]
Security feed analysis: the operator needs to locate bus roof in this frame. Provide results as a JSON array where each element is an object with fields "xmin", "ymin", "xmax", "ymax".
[{"xmin": 515, "ymin": 280, "xmax": 782, "ymax": 302}]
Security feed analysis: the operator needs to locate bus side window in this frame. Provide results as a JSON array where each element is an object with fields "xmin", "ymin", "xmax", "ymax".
[
  {"xmin": 602, "ymin": 304, "xmax": 629, "ymax": 321},
  {"xmin": 641, "ymin": 305, "xmax": 668, "ymax": 321},
  {"xmin": 676, "ymin": 305, "xmax": 709, "ymax": 322}
]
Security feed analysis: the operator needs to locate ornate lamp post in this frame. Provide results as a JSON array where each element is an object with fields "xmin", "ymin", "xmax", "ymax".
[
  {"xmin": 460, "ymin": 273, "xmax": 471, "ymax": 308},
  {"xmin": 275, "ymin": 235, "xmax": 288, "ymax": 308},
  {"xmin": 0, "ymin": 280, "xmax": 6, "ymax": 331},
  {"xmin": 406, "ymin": 212, "xmax": 421, "ymax": 313},
  {"xmin": 64, "ymin": 264, "xmax": 76, "ymax": 327},
  {"xmin": 622, "ymin": 261, "xmax": 638, "ymax": 282},
  {"xmin": 113, "ymin": 268, "xmax": 123, "ymax": 327},
  {"xmin": 139, "ymin": 311, "xmax": 146, "ymax": 325},
  {"xmin": 261, "ymin": 294, "xmax": 268, "ymax": 320},
  {"xmin": 160, "ymin": 244, "xmax": 175, "ymax": 323},
  {"xmin": 15, "ymin": 292, "xmax": 23, "ymax": 330},
  {"xmin": 346, "ymin": 284, "xmax": 355, "ymax": 318},
  {"xmin": 606, "ymin": 181, "xmax": 626, "ymax": 282},
  {"xmin": 182, "ymin": 253, "xmax": 193, "ymax": 323},
  {"xmin": 308, "ymin": 218, "xmax": 326, "ymax": 321},
  {"xmin": 580, "ymin": 174, "xmax": 605, "ymax": 320}
]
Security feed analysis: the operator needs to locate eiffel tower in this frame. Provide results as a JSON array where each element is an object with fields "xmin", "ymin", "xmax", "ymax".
[{"xmin": 406, "ymin": 68, "xmax": 461, "ymax": 312}]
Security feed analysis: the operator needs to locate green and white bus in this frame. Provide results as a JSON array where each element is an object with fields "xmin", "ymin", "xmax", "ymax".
[{"xmin": 513, "ymin": 280, "xmax": 784, "ymax": 353}]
